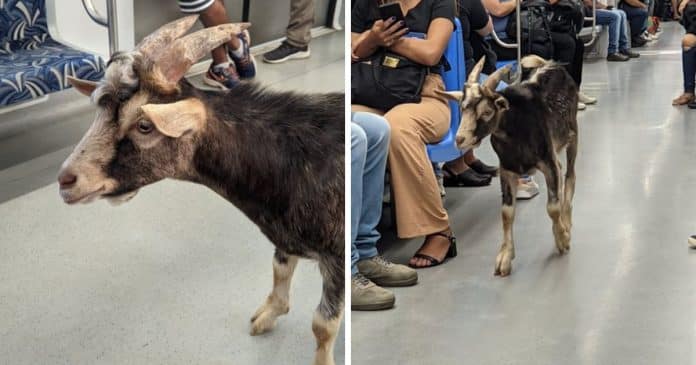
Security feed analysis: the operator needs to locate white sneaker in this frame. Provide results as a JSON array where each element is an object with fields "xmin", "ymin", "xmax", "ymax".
[
  {"xmin": 689, "ymin": 235, "xmax": 696, "ymax": 248},
  {"xmin": 516, "ymin": 176, "xmax": 540, "ymax": 200},
  {"xmin": 578, "ymin": 92, "xmax": 597, "ymax": 105},
  {"xmin": 578, "ymin": 102, "xmax": 587, "ymax": 110}
]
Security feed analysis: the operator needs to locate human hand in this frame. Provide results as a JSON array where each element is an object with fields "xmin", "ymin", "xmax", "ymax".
[{"xmin": 369, "ymin": 18, "xmax": 409, "ymax": 48}]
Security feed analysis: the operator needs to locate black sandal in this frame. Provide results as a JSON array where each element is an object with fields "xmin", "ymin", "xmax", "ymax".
[{"xmin": 409, "ymin": 232, "xmax": 457, "ymax": 269}]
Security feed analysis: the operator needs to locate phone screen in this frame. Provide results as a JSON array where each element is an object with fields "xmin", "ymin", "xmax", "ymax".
[{"xmin": 378, "ymin": 3, "xmax": 405, "ymax": 23}]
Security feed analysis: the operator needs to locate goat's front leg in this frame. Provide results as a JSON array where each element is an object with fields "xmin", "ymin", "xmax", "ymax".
[
  {"xmin": 539, "ymin": 160, "xmax": 570, "ymax": 254},
  {"xmin": 495, "ymin": 169, "xmax": 519, "ymax": 276},
  {"xmin": 312, "ymin": 254, "xmax": 344, "ymax": 365},
  {"xmin": 250, "ymin": 249, "xmax": 298, "ymax": 335}
]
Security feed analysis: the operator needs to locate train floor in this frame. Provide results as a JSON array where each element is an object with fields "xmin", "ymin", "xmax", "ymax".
[
  {"xmin": 0, "ymin": 31, "xmax": 344, "ymax": 365},
  {"xmin": 352, "ymin": 22, "xmax": 696, "ymax": 364}
]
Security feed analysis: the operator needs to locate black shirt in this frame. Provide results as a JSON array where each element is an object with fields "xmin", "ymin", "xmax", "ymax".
[
  {"xmin": 352, "ymin": 0, "xmax": 456, "ymax": 35},
  {"xmin": 457, "ymin": 0, "xmax": 497, "ymax": 75}
]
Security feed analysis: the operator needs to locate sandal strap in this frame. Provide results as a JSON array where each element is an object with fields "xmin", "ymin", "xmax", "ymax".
[
  {"xmin": 431, "ymin": 231, "xmax": 456, "ymax": 244},
  {"xmin": 412, "ymin": 253, "xmax": 441, "ymax": 266}
]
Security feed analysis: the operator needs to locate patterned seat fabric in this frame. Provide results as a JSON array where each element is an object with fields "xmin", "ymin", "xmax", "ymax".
[{"xmin": 0, "ymin": 0, "xmax": 105, "ymax": 107}]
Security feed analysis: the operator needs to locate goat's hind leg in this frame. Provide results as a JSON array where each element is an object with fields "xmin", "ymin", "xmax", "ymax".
[
  {"xmin": 539, "ymin": 160, "xmax": 570, "ymax": 254},
  {"xmin": 250, "ymin": 249, "xmax": 298, "ymax": 335},
  {"xmin": 312, "ymin": 255, "xmax": 344, "ymax": 365},
  {"xmin": 563, "ymin": 134, "xmax": 578, "ymax": 232},
  {"xmin": 495, "ymin": 169, "xmax": 519, "ymax": 277}
]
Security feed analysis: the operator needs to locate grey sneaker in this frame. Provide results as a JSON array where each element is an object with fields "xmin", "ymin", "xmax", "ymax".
[
  {"xmin": 262, "ymin": 41, "xmax": 310, "ymax": 64},
  {"xmin": 357, "ymin": 255, "xmax": 418, "ymax": 287},
  {"xmin": 351, "ymin": 273, "xmax": 395, "ymax": 311}
]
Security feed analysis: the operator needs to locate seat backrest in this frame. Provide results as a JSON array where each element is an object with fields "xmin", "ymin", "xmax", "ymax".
[
  {"xmin": 0, "ymin": 0, "xmax": 50, "ymax": 53},
  {"xmin": 440, "ymin": 17, "xmax": 466, "ymax": 136}
]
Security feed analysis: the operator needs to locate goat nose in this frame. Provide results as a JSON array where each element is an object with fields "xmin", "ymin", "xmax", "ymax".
[
  {"xmin": 456, "ymin": 135, "xmax": 465, "ymax": 146},
  {"xmin": 58, "ymin": 170, "xmax": 78, "ymax": 189}
]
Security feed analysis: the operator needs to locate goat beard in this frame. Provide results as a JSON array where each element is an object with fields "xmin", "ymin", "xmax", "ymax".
[{"xmin": 104, "ymin": 189, "xmax": 140, "ymax": 206}]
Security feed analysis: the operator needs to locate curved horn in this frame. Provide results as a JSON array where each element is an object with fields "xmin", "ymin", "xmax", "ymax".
[
  {"xmin": 484, "ymin": 64, "xmax": 512, "ymax": 91},
  {"xmin": 467, "ymin": 56, "xmax": 486, "ymax": 85},
  {"xmin": 155, "ymin": 23, "xmax": 251, "ymax": 85},
  {"xmin": 136, "ymin": 15, "xmax": 200, "ymax": 61}
]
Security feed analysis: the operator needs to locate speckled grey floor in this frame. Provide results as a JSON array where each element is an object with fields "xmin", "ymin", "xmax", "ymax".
[
  {"xmin": 0, "ymin": 31, "xmax": 344, "ymax": 365},
  {"xmin": 352, "ymin": 23, "xmax": 696, "ymax": 365}
]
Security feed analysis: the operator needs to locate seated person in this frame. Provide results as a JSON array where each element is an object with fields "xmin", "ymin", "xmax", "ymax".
[
  {"xmin": 351, "ymin": 115, "xmax": 418, "ymax": 311},
  {"xmin": 673, "ymin": 0, "xmax": 696, "ymax": 107},
  {"xmin": 178, "ymin": 0, "xmax": 256, "ymax": 88},
  {"xmin": 585, "ymin": 0, "xmax": 640, "ymax": 60},
  {"xmin": 352, "ymin": 0, "xmax": 458, "ymax": 268},
  {"xmin": 441, "ymin": 0, "xmax": 499, "ymax": 188},
  {"xmin": 483, "ymin": 0, "xmax": 597, "ymax": 109},
  {"xmin": 618, "ymin": 0, "xmax": 650, "ymax": 46}
]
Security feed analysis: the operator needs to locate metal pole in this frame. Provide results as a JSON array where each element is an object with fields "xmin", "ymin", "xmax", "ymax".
[
  {"xmin": 106, "ymin": 0, "xmax": 118, "ymax": 55},
  {"xmin": 515, "ymin": 0, "xmax": 521, "ymax": 82}
]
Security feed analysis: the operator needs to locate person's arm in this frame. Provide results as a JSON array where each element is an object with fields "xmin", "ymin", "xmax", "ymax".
[
  {"xmin": 351, "ymin": 18, "xmax": 409, "ymax": 61},
  {"xmin": 387, "ymin": 17, "xmax": 454, "ymax": 66},
  {"xmin": 469, "ymin": 0, "xmax": 494, "ymax": 36},
  {"xmin": 623, "ymin": 0, "xmax": 648, "ymax": 8},
  {"xmin": 475, "ymin": 17, "xmax": 495, "ymax": 36},
  {"xmin": 481, "ymin": 0, "xmax": 518, "ymax": 17}
]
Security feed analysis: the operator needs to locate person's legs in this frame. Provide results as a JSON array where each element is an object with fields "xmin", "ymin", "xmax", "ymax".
[
  {"xmin": 551, "ymin": 32, "xmax": 583, "ymax": 88},
  {"xmin": 350, "ymin": 123, "xmax": 368, "ymax": 275},
  {"xmin": 596, "ymin": 9, "xmax": 620, "ymax": 54},
  {"xmin": 193, "ymin": 0, "xmax": 241, "ymax": 64},
  {"xmin": 621, "ymin": 3, "xmax": 649, "ymax": 39},
  {"xmin": 673, "ymin": 33, "xmax": 696, "ymax": 105},
  {"xmin": 615, "ymin": 9, "xmax": 632, "ymax": 52},
  {"xmin": 286, "ymin": 0, "xmax": 315, "ymax": 48}
]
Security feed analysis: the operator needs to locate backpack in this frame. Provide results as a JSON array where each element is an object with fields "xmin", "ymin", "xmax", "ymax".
[
  {"xmin": 550, "ymin": 0, "xmax": 585, "ymax": 35},
  {"xmin": 506, "ymin": 0, "xmax": 554, "ymax": 59}
]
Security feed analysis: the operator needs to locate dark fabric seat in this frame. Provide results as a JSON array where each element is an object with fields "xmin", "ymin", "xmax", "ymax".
[{"xmin": 0, "ymin": 0, "xmax": 105, "ymax": 107}]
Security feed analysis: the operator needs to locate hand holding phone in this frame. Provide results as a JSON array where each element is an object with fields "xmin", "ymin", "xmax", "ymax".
[{"xmin": 370, "ymin": 3, "xmax": 409, "ymax": 47}]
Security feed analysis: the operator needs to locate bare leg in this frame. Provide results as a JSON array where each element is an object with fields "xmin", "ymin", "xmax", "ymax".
[
  {"xmin": 495, "ymin": 169, "xmax": 518, "ymax": 276},
  {"xmin": 539, "ymin": 160, "xmax": 570, "ymax": 254},
  {"xmin": 312, "ymin": 255, "xmax": 343, "ymax": 365},
  {"xmin": 250, "ymin": 250, "xmax": 298, "ymax": 335},
  {"xmin": 199, "ymin": 0, "xmax": 241, "ymax": 65}
]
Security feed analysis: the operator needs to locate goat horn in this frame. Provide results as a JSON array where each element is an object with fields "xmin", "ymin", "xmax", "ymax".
[
  {"xmin": 484, "ymin": 64, "xmax": 512, "ymax": 91},
  {"xmin": 136, "ymin": 15, "xmax": 200, "ymax": 61},
  {"xmin": 155, "ymin": 23, "xmax": 251, "ymax": 85},
  {"xmin": 467, "ymin": 56, "xmax": 486, "ymax": 85}
]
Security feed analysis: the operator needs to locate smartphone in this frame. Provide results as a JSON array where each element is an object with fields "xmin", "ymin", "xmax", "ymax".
[{"xmin": 378, "ymin": 2, "xmax": 405, "ymax": 25}]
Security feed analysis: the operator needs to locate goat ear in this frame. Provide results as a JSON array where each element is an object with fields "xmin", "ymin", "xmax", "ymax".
[
  {"xmin": 435, "ymin": 89, "xmax": 463, "ymax": 102},
  {"xmin": 140, "ymin": 98, "xmax": 207, "ymax": 138},
  {"xmin": 67, "ymin": 76, "xmax": 98, "ymax": 97},
  {"xmin": 494, "ymin": 96, "xmax": 509, "ymax": 112}
]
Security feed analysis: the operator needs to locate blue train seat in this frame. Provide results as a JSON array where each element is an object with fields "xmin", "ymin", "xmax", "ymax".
[
  {"xmin": 426, "ymin": 17, "xmax": 466, "ymax": 163},
  {"xmin": 0, "ymin": 0, "xmax": 105, "ymax": 107}
]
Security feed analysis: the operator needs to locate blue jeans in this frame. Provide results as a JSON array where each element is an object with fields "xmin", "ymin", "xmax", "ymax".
[
  {"xmin": 351, "ymin": 113, "xmax": 390, "ymax": 275},
  {"xmin": 595, "ymin": 9, "xmax": 630, "ymax": 54},
  {"xmin": 619, "ymin": 2, "xmax": 648, "ymax": 38}
]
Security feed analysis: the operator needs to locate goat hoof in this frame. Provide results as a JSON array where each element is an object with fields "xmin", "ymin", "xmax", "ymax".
[
  {"xmin": 250, "ymin": 310, "xmax": 277, "ymax": 335},
  {"xmin": 494, "ymin": 250, "xmax": 513, "ymax": 277}
]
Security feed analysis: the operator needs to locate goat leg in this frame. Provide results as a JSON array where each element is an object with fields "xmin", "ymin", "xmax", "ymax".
[
  {"xmin": 250, "ymin": 250, "xmax": 298, "ymax": 335},
  {"xmin": 539, "ymin": 160, "xmax": 571, "ymax": 254},
  {"xmin": 563, "ymin": 135, "xmax": 578, "ymax": 233},
  {"xmin": 312, "ymin": 254, "xmax": 344, "ymax": 365},
  {"xmin": 495, "ymin": 169, "xmax": 519, "ymax": 277}
]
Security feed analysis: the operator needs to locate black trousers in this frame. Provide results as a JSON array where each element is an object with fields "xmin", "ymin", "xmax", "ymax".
[{"xmin": 491, "ymin": 32, "xmax": 584, "ymax": 87}]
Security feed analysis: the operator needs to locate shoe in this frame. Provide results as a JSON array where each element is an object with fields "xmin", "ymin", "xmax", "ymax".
[
  {"xmin": 632, "ymin": 37, "xmax": 647, "ymax": 47},
  {"xmin": 516, "ymin": 176, "xmax": 540, "ymax": 200},
  {"xmin": 672, "ymin": 93, "xmax": 695, "ymax": 106},
  {"xmin": 409, "ymin": 231, "xmax": 457, "ymax": 269},
  {"xmin": 578, "ymin": 102, "xmax": 587, "ymax": 110},
  {"xmin": 229, "ymin": 29, "xmax": 256, "ymax": 79},
  {"xmin": 606, "ymin": 53, "xmax": 630, "ymax": 62},
  {"xmin": 442, "ymin": 166, "xmax": 491, "ymax": 187},
  {"xmin": 357, "ymin": 255, "xmax": 418, "ymax": 287},
  {"xmin": 689, "ymin": 235, "xmax": 696, "ymax": 248},
  {"xmin": 262, "ymin": 41, "xmax": 310, "ymax": 64},
  {"xmin": 469, "ymin": 159, "xmax": 498, "ymax": 176},
  {"xmin": 689, "ymin": 101, "xmax": 696, "ymax": 109},
  {"xmin": 351, "ymin": 273, "xmax": 395, "ymax": 311},
  {"xmin": 203, "ymin": 63, "xmax": 240, "ymax": 90},
  {"xmin": 620, "ymin": 49, "xmax": 640, "ymax": 58},
  {"xmin": 578, "ymin": 92, "xmax": 597, "ymax": 105}
]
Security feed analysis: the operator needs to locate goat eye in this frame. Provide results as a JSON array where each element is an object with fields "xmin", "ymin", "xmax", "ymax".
[{"xmin": 137, "ymin": 120, "xmax": 154, "ymax": 134}]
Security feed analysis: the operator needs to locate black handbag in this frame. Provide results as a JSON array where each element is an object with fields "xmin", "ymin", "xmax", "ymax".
[
  {"xmin": 550, "ymin": 0, "xmax": 585, "ymax": 35},
  {"xmin": 506, "ymin": 0, "xmax": 554, "ymax": 59},
  {"xmin": 351, "ymin": 48, "xmax": 427, "ymax": 111}
]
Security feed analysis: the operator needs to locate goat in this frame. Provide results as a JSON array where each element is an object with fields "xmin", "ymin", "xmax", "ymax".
[
  {"xmin": 437, "ymin": 55, "xmax": 578, "ymax": 277},
  {"xmin": 57, "ymin": 16, "xmax": 344, "ymax": 365}
]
